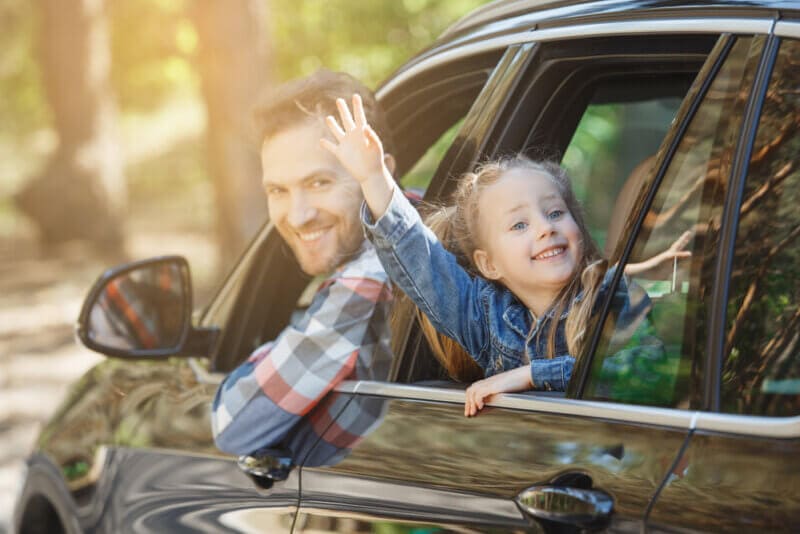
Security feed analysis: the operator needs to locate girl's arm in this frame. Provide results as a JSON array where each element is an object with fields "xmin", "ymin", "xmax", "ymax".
[
  {"xmin": 322, "ymin": 95, "xmax": 493, "ymax": 365},
  {"xmin": 464, "ymin": 366, "xmax": 533, "ymax": 416},
  {"xmin": 624, "ymin": 230, "xmax": 691, "ymax": 276}
]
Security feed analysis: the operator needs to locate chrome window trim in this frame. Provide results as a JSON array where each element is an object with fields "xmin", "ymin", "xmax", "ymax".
[
  {"xmin": 336, "ymin": 380, "xmax": 694, "ymax": 430},
  {"xmin": 378, "ymin": 18, "xmax": 773, "ymax": 100},
  {"xmin": 775, "ymin": 21, "xmax": 800, "ymax": 38},
  {"xmin": 695, "ymin": 412, "xmax": 800, "ymax": 439},
  {"xmin": 335, "ymin": 380, "xmax": 800, "ymax": 438}
]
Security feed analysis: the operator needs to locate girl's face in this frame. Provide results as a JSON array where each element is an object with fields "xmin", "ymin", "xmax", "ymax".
[{"xmin": 472, "ymin": 168, "xmax": 582, "ymax": 314}]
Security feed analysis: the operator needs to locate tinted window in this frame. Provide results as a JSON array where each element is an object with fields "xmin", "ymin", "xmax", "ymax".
[
  {"xmin": 722, "ymin": 38, "xmax": 800, "ymax": 416},
  {"xmin": 562, "ymin": 84, "xmax": 686, "ymax": 254},
  {"xmin": 585, "ymin": 36, "xmax": 765, "ymax": 408}
]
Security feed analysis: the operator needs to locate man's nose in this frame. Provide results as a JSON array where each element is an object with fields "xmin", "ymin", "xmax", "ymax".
[{"xmin": 287, "ymin": 192, "xmax": 317, "ymax": 228}]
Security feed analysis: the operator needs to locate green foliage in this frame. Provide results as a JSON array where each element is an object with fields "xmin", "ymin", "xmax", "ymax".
[
  {"xmin": 108, "ymin": 0, "xmax": 198, "ymax": 112},
  {"xmin": 0, "ymin": 0, "xmax": 49, "ymax": 137},
  {"xmin": 269, "ymin": 0, "xmax": 488, "ymax": 86}
]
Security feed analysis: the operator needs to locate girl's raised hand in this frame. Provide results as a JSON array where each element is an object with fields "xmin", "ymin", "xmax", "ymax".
[{"xmin": 321, "ymin": 94, "xmax": 388, "ymax": 184}]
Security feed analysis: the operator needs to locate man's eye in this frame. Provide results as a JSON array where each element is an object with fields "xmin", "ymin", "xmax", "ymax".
[
  {"xmin": 548, "ymin": 209, "xmax": 564, "ymax": 220},
  {"xmin": 310, "ymin": 178, "xmax": 331, "ymax": 188},
  {"xmin": 510, "ymin": 221, "xmax": 528, "ymax": 231},
  {"xmin": 266, "ymin": 187, "xmax": 285, "ymax": 196}
]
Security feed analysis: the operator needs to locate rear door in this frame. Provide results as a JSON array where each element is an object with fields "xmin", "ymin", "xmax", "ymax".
[{"xmin": 646, "ymin": 26, "xmax": 800, "ymax": 532}]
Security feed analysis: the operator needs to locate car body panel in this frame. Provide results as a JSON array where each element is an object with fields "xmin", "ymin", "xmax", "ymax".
[
  {"xmin": 26, "ymin": 358, "xmax": 296, "ymax": 532},
  {"xmin": 648, "ymin": 430, "xmax": 800, "ymax": 531},
  {"xmin": 295, "ymin": 383, "xmax": 692, "ymax": 532}
]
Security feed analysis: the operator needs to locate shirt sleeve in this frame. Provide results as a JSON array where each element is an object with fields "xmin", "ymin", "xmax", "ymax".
[
  {"xmin": 530, "ymin": 356, "xmax": 575, "ymax": 391},
  {"xmin": 210, "ymin": 272, "xmax": 392, "ymax": 456},
  {"xmin": 362, "ymin": 186, "xmax": 492, "ymax": 367}
]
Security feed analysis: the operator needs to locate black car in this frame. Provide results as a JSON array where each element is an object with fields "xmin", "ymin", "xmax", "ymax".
[{"xmin": 14, "ymin": 1, "xmax": 800, "ymax": 532}]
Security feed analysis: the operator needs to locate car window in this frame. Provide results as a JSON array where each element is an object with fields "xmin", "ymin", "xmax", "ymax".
[
  {"xmin": 400, "ymin": 35, "xmax": 720, "ymax": 386},
  {"xmin": 562, "ymin": 91, "xmax": 684, "ymax": 254},
  {"xmin": 584, "ymin": 36, "xmax": 766, "ymax": 408},
  {"xmin": 721, "ymin": 38, "xmax": 800, "ymax": 416}
]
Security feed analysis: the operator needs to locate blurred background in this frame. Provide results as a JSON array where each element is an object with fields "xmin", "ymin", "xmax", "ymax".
[{"xmin": 0, "ymin": 0, "xmax": 487, "ymax": 529}]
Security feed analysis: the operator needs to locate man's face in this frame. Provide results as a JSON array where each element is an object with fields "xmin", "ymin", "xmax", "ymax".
[{"xmin": 262, "ymin": 120, "xmax": 366, "ymax": 276}]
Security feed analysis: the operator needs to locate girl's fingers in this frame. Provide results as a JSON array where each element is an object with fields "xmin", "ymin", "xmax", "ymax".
[
  {"xmin": 336, "ymin": 98, "xmax": 356, "ymax": 131},
  {"xmin": 325, "ymin": 115, "xmax": 345, "ymax": 141},
  {"xmin": 352, "ymin": 94, "xmax": 367, "ymax": 127}
]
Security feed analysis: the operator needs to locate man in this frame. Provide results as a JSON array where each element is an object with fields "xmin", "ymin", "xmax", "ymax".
[{"xmin": 211, "ymin": 71, "xmax": 397, "ymax": 457}]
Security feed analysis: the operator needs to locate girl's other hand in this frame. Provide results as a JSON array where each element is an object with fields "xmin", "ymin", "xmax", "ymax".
[
  {"xmin": 464, "ymin": 365, "xmax": 533, "ymax": 417},
  {"xmin": 321, "ymin": 94, "xmax": 388, "ymax": 184},
  {"xmin": 665, "ymin": 230, "xmax": 692, "ymax": 260}
]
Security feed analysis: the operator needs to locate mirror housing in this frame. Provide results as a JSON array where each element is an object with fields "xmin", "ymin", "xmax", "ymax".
[{"xmin": 76, "ymin": 256, "xmax": 216, "ymax": 359}]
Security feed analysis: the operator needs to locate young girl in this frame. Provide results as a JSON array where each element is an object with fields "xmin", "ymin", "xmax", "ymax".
[{"xmin": 322, "ymin": 95, "xmax": 688, "ymax": 416}]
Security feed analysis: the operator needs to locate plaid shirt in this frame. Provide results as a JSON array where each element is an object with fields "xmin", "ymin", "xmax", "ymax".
[{"xmin": 211, "ymin": 243, "xmax": 393, "ymax": 457}]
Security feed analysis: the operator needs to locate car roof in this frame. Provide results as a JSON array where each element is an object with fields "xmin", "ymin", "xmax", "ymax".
[
  {"xmin": 443, "ymin": 0, "xmax": 800, "ymax": 38},
  {"xmin": 378, "ymin": 0, "xmax": 800, "ymax": 94}
]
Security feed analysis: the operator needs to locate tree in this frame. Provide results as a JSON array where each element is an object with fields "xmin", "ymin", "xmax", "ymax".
[
  {"xmin": 190, "ymin": 0, "xmax": 270, "ymax": 266},
  {"xmin": 16, "ymin": 0, "xmax": 125, "ymax": 255}
]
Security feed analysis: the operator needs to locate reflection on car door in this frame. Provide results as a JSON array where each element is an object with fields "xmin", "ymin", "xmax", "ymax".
[{"xmin": 294, "ymin": 384, "xmax": 693, "ymax": 532}]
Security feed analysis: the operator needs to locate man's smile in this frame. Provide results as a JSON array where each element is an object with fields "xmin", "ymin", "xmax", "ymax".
[{"xmin": 296, "ymin": 227, "xmax": 331, "ymax": 242}]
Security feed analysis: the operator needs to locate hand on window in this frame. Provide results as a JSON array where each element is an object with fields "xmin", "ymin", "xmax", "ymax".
[{"xmin": 464, "ymin": 365, "xmax": 533, "ymax": 417}]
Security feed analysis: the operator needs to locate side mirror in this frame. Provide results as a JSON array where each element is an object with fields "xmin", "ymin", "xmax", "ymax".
[{"xmin": 76, "ymin": 256, "xmax": 213, "ymax": 358}]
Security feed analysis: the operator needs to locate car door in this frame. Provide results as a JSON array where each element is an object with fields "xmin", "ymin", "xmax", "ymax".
[
  {"xmin": 292, "ymin": 20, "xmax": 771, "ymax": 533},
  {"xmin": 645, "ymin": 26, "xmax": 800, "ymax": 532}
]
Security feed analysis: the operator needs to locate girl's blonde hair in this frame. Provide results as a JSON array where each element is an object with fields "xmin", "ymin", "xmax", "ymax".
[{"xmin": 415, "ymin": 156, "xmax": 607, "ymax": 377}]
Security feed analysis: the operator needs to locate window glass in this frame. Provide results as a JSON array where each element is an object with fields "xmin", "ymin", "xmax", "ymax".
[
  {"xmin": 563, "ymin": 94, "xmax": 684, "ymax": 254},
  {"xmin": 722, "ymin": 39, "xmax": 800, "ymax": 416},
  {"xmin": 401, "ymin": 117, "xmax": 465, "ymax": 193},
  {"xmin": 584, "ymin": 36, "xmax": 764, "ymax": 408}
]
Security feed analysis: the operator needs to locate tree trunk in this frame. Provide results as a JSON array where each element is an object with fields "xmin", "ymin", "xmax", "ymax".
[
  {"xmin": 17, "ymin": 0, "xmax": 125, "ymax": 256},
  {"xmin": 190, "ymin": 0, "xmax": 271, "ymax": 269}
]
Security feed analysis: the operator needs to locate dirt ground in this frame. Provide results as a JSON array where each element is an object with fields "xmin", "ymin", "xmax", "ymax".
[{"xmin": 0, "ymin": 229, "xmax": 219, "ymax": 533}]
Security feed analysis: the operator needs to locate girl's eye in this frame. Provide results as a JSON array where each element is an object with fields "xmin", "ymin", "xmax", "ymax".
[
  {"xmin": 510, "ymin": 221, "xmax": 528, "ymax": 231},
  {"xmin": 548, "ymin": 209, "xmax": 564, "ymax": 220}
]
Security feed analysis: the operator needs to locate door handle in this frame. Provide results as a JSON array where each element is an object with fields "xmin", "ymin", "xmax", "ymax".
[
  {"xmin": 515, "ymin": 484, "xmax": 613, "ymax": 529},
  {"xmin": 237, "ymin": 448, "xmax": 294, "ymax": 490}
]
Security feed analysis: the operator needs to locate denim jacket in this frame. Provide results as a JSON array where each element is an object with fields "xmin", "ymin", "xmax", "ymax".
[{"xmin": 362, "ymin": 186, "xmax": 649, "ymax": 391}]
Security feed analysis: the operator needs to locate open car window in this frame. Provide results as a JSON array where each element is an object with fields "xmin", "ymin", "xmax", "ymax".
[{"xmin": 401, "ymin": 34, "xmax": 720, "ymax": 389}]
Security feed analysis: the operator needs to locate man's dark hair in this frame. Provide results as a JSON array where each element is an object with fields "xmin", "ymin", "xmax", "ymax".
[{"xmin": 253, "ymin": 69, "xmax": 395, "ymax": 155}]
